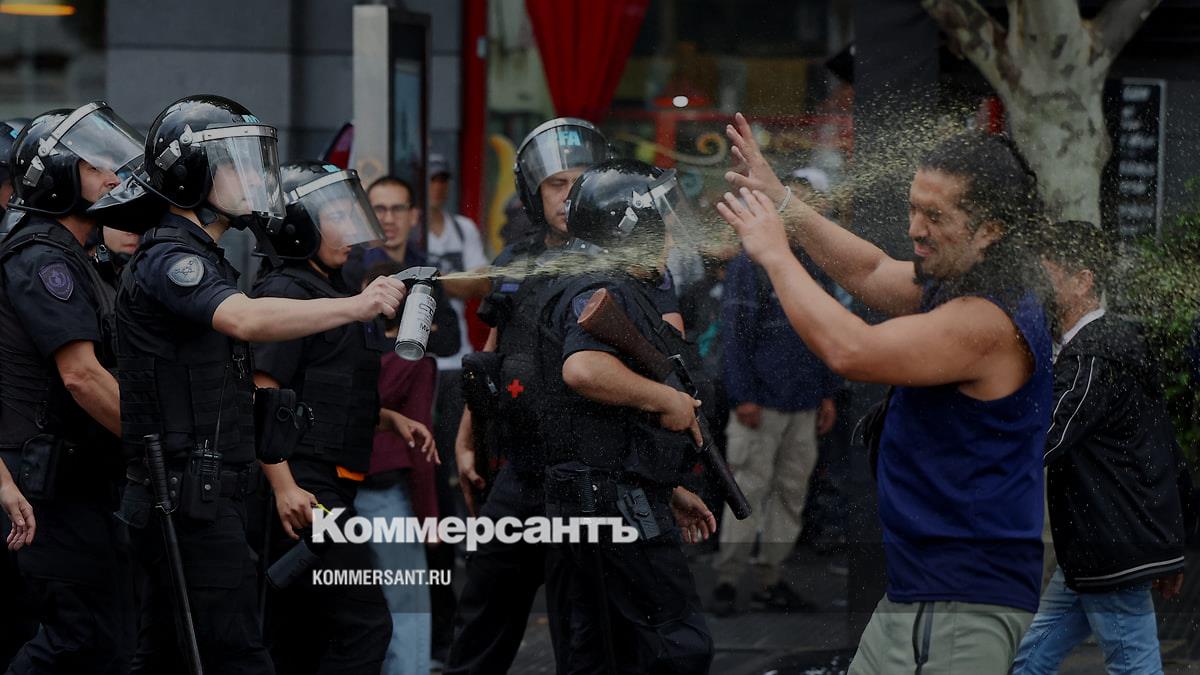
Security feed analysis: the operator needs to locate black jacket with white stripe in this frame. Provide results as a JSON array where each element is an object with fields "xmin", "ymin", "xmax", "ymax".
[{"xmin": 1045, "ymin": 313, "xmax": 1186, "ymax": 592}]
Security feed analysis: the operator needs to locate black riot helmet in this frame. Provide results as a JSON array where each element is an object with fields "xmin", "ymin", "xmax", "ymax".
[
  {"xmin": 142, "ymin": 94, "xmax": 285, "ymax": 233},
  {"xmin": 514, "ymin": 117, "xmax": 609, "ymax": 231},
  {"xmin": 0, "ymin": 118, "xmax": 30, "ymax": 184},
  {"xmin": 564, "ymin": 159, "xmax": 695, "ymax": 260},
  {"xmin": 265, "ymin": 161, "xmax": 384, "ymax": 260},
  {"xmin": 4, "ymin": 103, "xmax": 142, "ymax": 222}
]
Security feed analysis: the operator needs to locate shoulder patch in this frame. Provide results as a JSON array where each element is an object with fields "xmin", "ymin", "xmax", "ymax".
[
  {"xmin": 167, "ymin": 255, "xmax": 204, "ymax": 287},
  {"xmin": 658, "ymin": 268, "xmax": 674, "ymax": 291},
  {"xmin": 38, "ymin": 261, "xmax": 74, "ymax": 301},
  {"xmin": 572, "ymin": 291, "xmax": 596, "ymax": 320}
]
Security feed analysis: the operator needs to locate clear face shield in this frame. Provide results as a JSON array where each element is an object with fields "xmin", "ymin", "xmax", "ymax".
[
  {"xmin": 51, "ymin": 102, "xmax": 144, "ymax": 180},
  {"xmin": 287, "ymin": 169, "xmax": 384, "ymax": 249},
  {"xmin": 517, "ymin": 123, "xmax": 609, "ymax": 195},
  {"xmin": 194, "ymin": 125, "xmax": 286, "ymax": 225}
]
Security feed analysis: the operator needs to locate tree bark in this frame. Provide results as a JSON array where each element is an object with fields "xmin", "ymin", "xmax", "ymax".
[{"xmin": 921, "ymin": 0, "xmax": 1159, "ymax": 223}]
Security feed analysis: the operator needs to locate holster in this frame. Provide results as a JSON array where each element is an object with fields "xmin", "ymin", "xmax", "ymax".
[
  {"xmin": 461, "ymin": 352, "xmax": 503, "ymax": 419},
  {"xmin": 254, "ymin": 387, "xmax": 312, "ymax": 464},
  {"xmin": 544, "ymin": 463, "xmax": 670, "ymax": 541},
  {"xmin": 17, "ymin": 433, "xmax": 62, "ymax": 500}
]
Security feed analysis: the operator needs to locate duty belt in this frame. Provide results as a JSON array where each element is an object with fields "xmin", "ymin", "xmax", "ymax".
[
  {"xmin": 125, "ymin": 461, "xmax": 259, "ymax": 498},
  {"xmin": 543, "ymin": 467, "xmax": 671, "ymax": 509}
]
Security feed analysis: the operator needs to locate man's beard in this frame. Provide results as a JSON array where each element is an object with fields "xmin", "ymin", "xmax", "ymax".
[{"xmin": 912, "ymin": 256, "xmax": 934, "ymax": 284}]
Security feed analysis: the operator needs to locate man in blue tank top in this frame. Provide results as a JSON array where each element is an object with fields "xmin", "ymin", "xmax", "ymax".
[{"xmin": 716, "ymin": 114, "xmax": 1052, "ymax": 674}]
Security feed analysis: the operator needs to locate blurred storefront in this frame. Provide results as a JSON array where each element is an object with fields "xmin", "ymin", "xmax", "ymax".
[{"xmin": 481, "ymin": 0, "xmax": 854, "ymax": 256}]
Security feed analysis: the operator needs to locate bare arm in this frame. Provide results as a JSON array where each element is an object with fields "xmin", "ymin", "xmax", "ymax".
[
  {"xmin": 563, "ymin": 351, "xmax": 702, "ymax": 446},
  {"xmin": 723, "ymin": 112, "xmax": 922, "ymax": 315},
  {"xmin": 0, "ymin": 461, "xmax": 35, "ymax": 550},
  {"xmin": 54, "ymin": 341, "xmax": 120, "ymax": 437},
  {"xmin": 720, "ymin": 189, "xmax": 1028, "ymax": 395},
  {"xmin": 213, "ymin": 276, "xmax": 406, "ymax": 343}
]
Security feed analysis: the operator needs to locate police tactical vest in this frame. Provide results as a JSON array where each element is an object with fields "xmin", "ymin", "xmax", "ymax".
[
  {"xmin": 485, "ymin": 245, "xmax": 561, "ymax": 472},
  {"xmin": 511, "ymin": 271, "xmax": 707, "ymax": 487},
  {"xmin": 0, "ymin": 216, "xmax": 117, "ymax": 449},
  {"xmin": 257, "ymin": 265, "xmax": 384, "ymax": 473},
  {"xmin": 116, "ymin": 224, "xmax": 257, "ymax": 464}
]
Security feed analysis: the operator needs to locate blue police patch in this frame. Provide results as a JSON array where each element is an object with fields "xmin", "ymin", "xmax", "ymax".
[
  {"xmin": 658, "ymin": 268, "xmax": 674, "ymax": 291},
  {"xmin": 572, "ymin": 291, "xmax": 596, "ymax": 319},
  {"xmin": 167, "ymin": 255, "xmax": 204, "ymax": 287},
  {"xmin": 38, "ymin": 262, "xmax": 74, "ymax": 301}
]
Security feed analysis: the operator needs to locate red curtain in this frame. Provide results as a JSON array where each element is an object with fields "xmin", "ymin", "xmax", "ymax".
[{"xmin": 525, "ymin": 0, "xmax": 650, "ymax": 123}]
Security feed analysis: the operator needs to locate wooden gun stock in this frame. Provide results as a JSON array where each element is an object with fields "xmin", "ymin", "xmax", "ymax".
[
  {"xmin": 577, "ymin": 289, "xmax": 752, "ymax": 520},
  {"xmin": 577, "ymin": 289, "xmax": 673, "ymax": 381}
]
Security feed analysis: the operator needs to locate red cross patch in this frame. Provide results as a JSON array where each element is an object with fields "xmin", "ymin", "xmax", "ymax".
[{"xmin": 506, "ymin": 379, "xmax": 525, "ymax": 398}]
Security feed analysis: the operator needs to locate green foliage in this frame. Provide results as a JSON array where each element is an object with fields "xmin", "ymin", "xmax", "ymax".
[{"xmin": 1118, "ymin": 191, "xmax": 1200, "ymax": 461}]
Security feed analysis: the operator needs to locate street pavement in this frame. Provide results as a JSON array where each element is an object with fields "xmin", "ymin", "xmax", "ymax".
[{"xmin": 489, "ymin": 543, "xmax": 1200, "ymax": 674}]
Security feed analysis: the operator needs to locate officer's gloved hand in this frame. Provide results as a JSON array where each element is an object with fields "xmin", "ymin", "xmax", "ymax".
[{"xmin": 355, "ymin": 276, "xmax": 407, "ymax": 320}]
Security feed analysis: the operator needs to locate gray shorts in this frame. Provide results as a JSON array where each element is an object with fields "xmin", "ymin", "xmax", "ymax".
[{"xmin": 848, "ymin": 596, "xmax": 1033, "ymax": 675}]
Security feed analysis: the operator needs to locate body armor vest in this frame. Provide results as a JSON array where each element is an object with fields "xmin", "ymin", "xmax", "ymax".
[
  {"xmin": 256, "ymin": 265, "xmax": 384, "ymax": 473},
  {"xmin": 512, "ymin": 271, "xmax": 708, "ymax": 488},
  {"xmin": 116, "ymin": 223, "xmax": 257, "ymax": 464},
  {"xmin": 0, "ymin": 216, "xmax": 118, "ymax": 450},
  {"xmin": 486, "ymin": 247, "xmax": 563, "ymax": 472}
]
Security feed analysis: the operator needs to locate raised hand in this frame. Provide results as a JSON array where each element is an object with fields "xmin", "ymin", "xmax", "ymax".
[
  {"xmin": 716, "ymin": 187, "xmax": 791, "ymax": 269},
  {"xmin": 724, "ymin": 112, "xmax": 788, "ymax": 204}
]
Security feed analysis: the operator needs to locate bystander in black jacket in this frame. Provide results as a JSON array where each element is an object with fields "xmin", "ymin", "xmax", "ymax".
[{"xmin": 1044, "ymin": 312, "xmax": 1186, "ymax": 592}]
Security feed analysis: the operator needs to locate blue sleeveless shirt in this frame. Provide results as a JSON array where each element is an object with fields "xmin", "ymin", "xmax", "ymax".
[{"xmin": 877, "ymin": 285, "xmax": 1052, "ymax": 613}]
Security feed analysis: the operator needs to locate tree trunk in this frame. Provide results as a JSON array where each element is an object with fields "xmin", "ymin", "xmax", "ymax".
[{"xmin": 1005, "ymin": 83, "xmax": 1109, "ymax": 224}]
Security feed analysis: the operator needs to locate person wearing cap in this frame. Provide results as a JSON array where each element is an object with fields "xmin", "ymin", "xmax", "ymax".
[
  {"xmin": 90, "ymin": 95, "xmax": 408, "ymax": 674},
  {"xmin": 0, "ymin": 101, "xmax": 143, "ymax": 674},
  {"xmin": 710, "ymin": 233, "xmax": 840, "ymax": 615},
  {"xmin": 420, "ymin": 153, "xmax": 490, "ymax": 665}
]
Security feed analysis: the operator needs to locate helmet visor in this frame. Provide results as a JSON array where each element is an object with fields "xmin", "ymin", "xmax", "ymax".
[
  {"xmin": 288, "ymin": 169, "xmax": 384, "ymax": 249},
  {"xmin": 203, "ymin": 129, "xmax": 285, "ymax": 220},
  {"xmin": 55, "ymin": 104, "xmax": 143, "ymax": 179},
  {"xmin": 517, "ymin": 122, "xmax": 609, "ymax": 193},
  {"xmin": 648, "ymin": 170, "xmax": 698, "ymax": 243}
]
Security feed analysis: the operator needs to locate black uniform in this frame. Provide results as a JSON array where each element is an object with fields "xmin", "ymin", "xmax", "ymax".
[
  {"xmin": 0, "ymin": 215, "xmax": 134, "ymax": 674},
  {"xmin": 113, "ymin": 212, "xmax": 275, "ymax": 674},
  {"xmin": 251, "ymin": 263, "xmax": 392, "ymax": 674},
  {"xmin": 445, "ymin": 236, "xmax": 562, "ymax": 674},
  {"xmin": 541, "ymin": 273, "xmax": 713, "ymax": 675}
]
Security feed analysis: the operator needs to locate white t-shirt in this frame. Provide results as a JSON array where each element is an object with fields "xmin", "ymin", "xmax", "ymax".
[{"xmin": 426, "ymin": 212, "xmax": 488, "ymax": 371}]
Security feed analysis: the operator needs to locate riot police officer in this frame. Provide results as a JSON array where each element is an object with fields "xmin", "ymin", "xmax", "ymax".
[
  {"xmin": 0, "ymin": 102, "xmax": 144, "ymax": 674},
  {"xmin": 0, "ymin": 118, "xmax": 31, "ymax": 221},
  {"xmin": 250, "ymin": 161, "xmax": 393, "ymax": 673},
  {"xmin": 538, "ymin": 160, "xmax": 716, "ymax": 674},
  {"xmin": 90, "ymin": 95, "xmax": 407, "ymax": 674},
  {"xmin": 446, "ymin": 117, "xmax": 610, "ymax": 674}
]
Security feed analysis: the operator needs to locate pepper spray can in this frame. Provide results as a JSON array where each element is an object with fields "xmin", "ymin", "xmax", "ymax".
[{"xmin": 394, "ymin": 275, "xmax": 438, "ymax": 360}]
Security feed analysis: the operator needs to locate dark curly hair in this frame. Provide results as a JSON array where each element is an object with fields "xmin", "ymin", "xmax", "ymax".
[{"xmin": 917, "ymin": 132, "xmax": 1052, "ymax": 316}]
